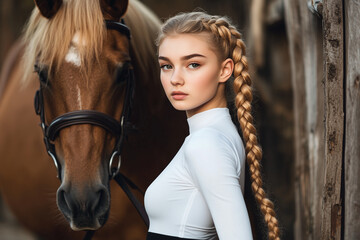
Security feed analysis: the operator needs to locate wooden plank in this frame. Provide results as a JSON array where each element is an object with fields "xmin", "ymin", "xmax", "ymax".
[
  {"xmin": 344, "ymin": 0, "xmax": 360, "ymax": 238},
  {"xmin": 283, "ymin": 1, "xmax": 310, "ymax": 239},
  {"xmin": 312, "ymin": 27, "xmax": 326, "ymax": 240},
  {"xmin": 299, "ymin": 2, "xmax": 325, "ymax": 239},
  {"xmin": 321, "ymin": 0, "xmax": 344, "ymax": 239}
]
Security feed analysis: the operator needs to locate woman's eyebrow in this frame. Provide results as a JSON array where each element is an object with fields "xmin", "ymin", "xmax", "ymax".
[
  {"xmin": 158, "ymin": 54, "xmax": 206, "ymax": 61},
  {"xmin": 181, "ymin": 53, "xmax": 206, "ymax": 60},
  {"xmin": 158, "ymin": 56, "xmax": 170, "ymax": 61}
]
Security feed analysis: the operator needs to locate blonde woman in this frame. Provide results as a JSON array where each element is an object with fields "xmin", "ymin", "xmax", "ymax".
[{"xmin": 144, "ymin": 12, "xmax": 280, "ymax": 240}]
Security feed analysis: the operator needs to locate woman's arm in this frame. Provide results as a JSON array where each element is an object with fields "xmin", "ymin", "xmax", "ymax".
[{"xmin": 185, "ymin": 130, "xmax": 253, "ymax": 240}]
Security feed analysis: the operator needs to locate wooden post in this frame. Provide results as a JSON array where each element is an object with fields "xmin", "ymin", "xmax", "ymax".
[
  {"xmin": 321, "ymin": 0, "xmax": 344, "ymax": 239},
  {"xmin": 299, "ymin": 1, "xmax": 324, "ymax": 239},
  {"xmin": 285, "ymin": 0, "xmax": 346, "ymax": 239},
  {"xmin": 344, "ymin": 0, "xmax": 360, "ymax": 238},
  {"xmin": 284, "ymin": 1, "xmax": 310, "ymax": 239}
]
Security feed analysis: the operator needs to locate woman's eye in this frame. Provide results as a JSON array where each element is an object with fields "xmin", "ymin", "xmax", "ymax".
[
  {"xmin": 188, "ymin": 63, "xmax": 200, "ymax": 69},
  {"xmin": 160, "ymin": 64, "xmax": 172, "ymax": 70}
]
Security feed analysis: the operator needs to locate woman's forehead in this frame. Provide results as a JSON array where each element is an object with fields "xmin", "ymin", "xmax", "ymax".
[{"xmin": 158, "ymin": 32, "xmax": 217, "ymax": 59}]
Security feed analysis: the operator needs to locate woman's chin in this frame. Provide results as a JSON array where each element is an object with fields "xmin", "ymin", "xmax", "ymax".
[{"xmin": 169, "ymin": 102, "xmax": 190, "ymax": 111}]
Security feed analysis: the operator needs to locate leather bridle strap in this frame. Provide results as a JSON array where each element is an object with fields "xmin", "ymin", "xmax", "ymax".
[
  {"xmin": 83, "ymin": 231, "xmax": 95, "ymax": 240},
  {"xmin": 105, "ymin": 19, "xmax": 131, "ymax": 38},
  {"xmin": 114, "ymin": 173, "xmax": 149, "ymax": 226},
  {"xmin": 47, "ymin": 110, "xmax": 121, "ymax": 141}
]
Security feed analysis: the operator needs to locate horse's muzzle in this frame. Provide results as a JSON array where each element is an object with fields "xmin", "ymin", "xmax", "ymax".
[{"xmin": 56, "ymin": 183, "xmax": 110, "ymax": 230}]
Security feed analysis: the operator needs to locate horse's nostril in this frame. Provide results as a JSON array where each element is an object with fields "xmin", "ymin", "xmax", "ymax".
[
  {"xmin": 57, "ymin": 189, "xmax": 72, "ymax": 218},
  {"xmin": 93, "ymin": 187, "xmax": 109, "ymax": 217},
  {"xmin": 91, "ymin": 189, "xmax": 102, "ymax": 212}
]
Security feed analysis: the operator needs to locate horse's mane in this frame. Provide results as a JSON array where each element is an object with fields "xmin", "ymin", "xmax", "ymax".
[
  {"xmin": 22, "ymin": 0, "xmax": 105, "ymax": 82},
  {"xmin": 22, "ymin": 0, "xmax": 161, "ymax": 87},
  {"xmin": 124, "ymin": 0, "xmax": 161, "ymax": 88}
]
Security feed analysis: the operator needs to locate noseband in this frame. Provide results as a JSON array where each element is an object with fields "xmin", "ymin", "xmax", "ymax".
[{"xmin": 34, "ymin": 19, "xmax": 134, "ymax": 180}]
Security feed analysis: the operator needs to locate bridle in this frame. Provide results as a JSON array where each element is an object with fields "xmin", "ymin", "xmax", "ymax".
[
  {"xmin": 33, "ymin": 19, "xmax": 148, "ymax": 239},
  {"xmin": 34, "ymin": 19, "xmax": 133, "ymax": 180}
]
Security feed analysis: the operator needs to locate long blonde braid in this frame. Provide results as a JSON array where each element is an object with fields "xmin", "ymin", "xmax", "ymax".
[
  {"xmin": 158, "ymin": 12, "xmax": 280, "ymax": 240},
  {"xmin": 205, "ymin": 17, "xmax": 280, "ymax": 240},
  {"xmin": 233, "ymin": 29, "xmax": 281, "ymax": 240}
]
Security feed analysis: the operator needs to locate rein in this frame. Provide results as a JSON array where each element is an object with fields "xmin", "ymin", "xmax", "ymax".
[{"xmin": 33, "ymin": 19, "xmax": 149, "ymax": 239}]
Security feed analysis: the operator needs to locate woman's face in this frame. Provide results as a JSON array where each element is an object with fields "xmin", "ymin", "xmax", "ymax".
[{"xmin": 158, "ymin": 33, "xmax": 233, "ymax": 117}]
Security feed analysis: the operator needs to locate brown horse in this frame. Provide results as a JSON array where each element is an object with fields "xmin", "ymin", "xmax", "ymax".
[{"xmin": 0, "ymin": 0, "xmax": 187, "ymax": 239}]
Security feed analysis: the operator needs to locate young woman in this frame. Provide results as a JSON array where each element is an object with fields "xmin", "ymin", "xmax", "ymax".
[{"xmin": 144, "ymin": 12, "xmax": 280, "ymax": 240}]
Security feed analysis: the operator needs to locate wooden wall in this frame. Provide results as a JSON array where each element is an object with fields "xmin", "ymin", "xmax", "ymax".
[
  {"xmin": 284, "ymin": 0, "xmax": 323, "ymax": 238},
  {"xmin": 285, "ymin": 0, "xmax": 359, "ymax": 239}
]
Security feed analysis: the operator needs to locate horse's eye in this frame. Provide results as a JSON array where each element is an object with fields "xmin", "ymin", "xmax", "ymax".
[
  {"xmin": 34, "ymin": 64, "xmax": 49, "ymax": 84},
  {"xmin": 115, "ymin": 62, "xmax": 131, "ymax": 84}
]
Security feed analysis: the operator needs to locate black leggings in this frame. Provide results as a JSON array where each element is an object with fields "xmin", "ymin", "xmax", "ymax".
[{"xmin": 146, "ymin": 232, "xmax": 198, "ymax": 240}]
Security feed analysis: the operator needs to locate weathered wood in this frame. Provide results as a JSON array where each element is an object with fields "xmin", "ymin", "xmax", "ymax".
[
  {"xmin": 285, "ymin": 0, "xmax": 327, "ymax": 239},
  {"xmin": 344, "ymin": 0, "xmax": 360, "ymax": 238},
  {"xmin": 299, "ymin": 1, "xmax": 324, "ymax": 239},
  {"xmin": 312, "ymin": 29, "xmax": 326, "ymax": 240},
  {"xmin": 284, "ymin": 1, "xmax": 310, "ymax": 239},
  {"xmin": 321, "ymin": 0, "xmax": 344, "ymax": 239}
]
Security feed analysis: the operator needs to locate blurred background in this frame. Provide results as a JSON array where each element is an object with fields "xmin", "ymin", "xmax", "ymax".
[{"xmin": 1, "ymin": 0, "xmax": 357, "ymax": 239}]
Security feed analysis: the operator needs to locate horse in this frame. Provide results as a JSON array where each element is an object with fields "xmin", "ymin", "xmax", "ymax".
[{"xmin": 0, "ymin": 0, "xmax": 187, "ymax": 239}]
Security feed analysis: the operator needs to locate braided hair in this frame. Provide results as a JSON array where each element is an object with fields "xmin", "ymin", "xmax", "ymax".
[{"xmin": 157, "ymin": 12, "xmax": 280, "ymax": 240}]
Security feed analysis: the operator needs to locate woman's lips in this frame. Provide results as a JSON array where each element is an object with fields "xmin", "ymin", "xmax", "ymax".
[{"xmin": 171, "ymin": 91, "xmax": 188, "ymax": 100}]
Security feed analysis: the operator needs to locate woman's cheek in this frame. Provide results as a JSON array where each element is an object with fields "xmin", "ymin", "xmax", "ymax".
[
  {"xmin": 160, "ymin": 76, "xmax": 171, "ymax": 95},
  {"xmin": 160, "ymin": 73, "xmax": 167, "ymax": 88}
]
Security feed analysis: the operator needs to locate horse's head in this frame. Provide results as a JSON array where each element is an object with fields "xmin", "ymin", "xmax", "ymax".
[{"xmin": 27, "ymin": 0, "xmax": 134, "ymax": 230}]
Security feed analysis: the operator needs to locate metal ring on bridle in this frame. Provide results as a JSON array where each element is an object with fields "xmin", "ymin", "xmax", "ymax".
[{"xmin": 109, "ymin": 151, "xmax": 122, "ymax": 178}]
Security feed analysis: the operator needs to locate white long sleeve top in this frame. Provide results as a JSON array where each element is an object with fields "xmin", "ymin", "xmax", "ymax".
[{"xmin": 144, "ymin": 108, "xmax": 253, "ymax": 240}]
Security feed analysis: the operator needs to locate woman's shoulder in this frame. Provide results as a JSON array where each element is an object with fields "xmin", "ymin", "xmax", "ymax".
[
  {"xmin": 183, "ymin": 124, "xmax": 245, "ymax": 166},
  {"xmin": 189, "ymin": 122, "xmax": 241, "ymax": 147},
  {"xmin": 183, "ymin": 127, "xmax": 243, "ymax": 176},
  {"xmin": 184, "ymin": 127, "xmax": 235, "ymax": 159},
  {"xmin": 189, "ymin": 127, "xmax": 230, "ymax": 145}
]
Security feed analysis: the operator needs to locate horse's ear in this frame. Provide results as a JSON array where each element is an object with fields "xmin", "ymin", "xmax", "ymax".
[
  {"xmin": 100, "ymin": 0, "xmax": 129, "ymax": 20},
  {"xmin": 34, "ymin": 0, "xmax": 63, "ymax": 19}
]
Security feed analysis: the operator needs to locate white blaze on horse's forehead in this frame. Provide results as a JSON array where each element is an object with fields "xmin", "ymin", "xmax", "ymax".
[
  {"xmin": 65, "ymin": 33, "xmax": 85, "ymax": 67},
  {"xmin": 65, "ymin": 46, "xmax": 81, "ymax": 66}
]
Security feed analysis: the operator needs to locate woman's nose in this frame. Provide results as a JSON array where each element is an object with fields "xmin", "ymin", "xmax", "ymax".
[{"xmin": 170, "ymin": 69, "xmax": 184, "ymax": 86}]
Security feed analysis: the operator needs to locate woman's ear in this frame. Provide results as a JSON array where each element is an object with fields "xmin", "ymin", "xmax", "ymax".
[{"xmin": 219, "ymin": 58, "xmax": 234, "ymax": 83}]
